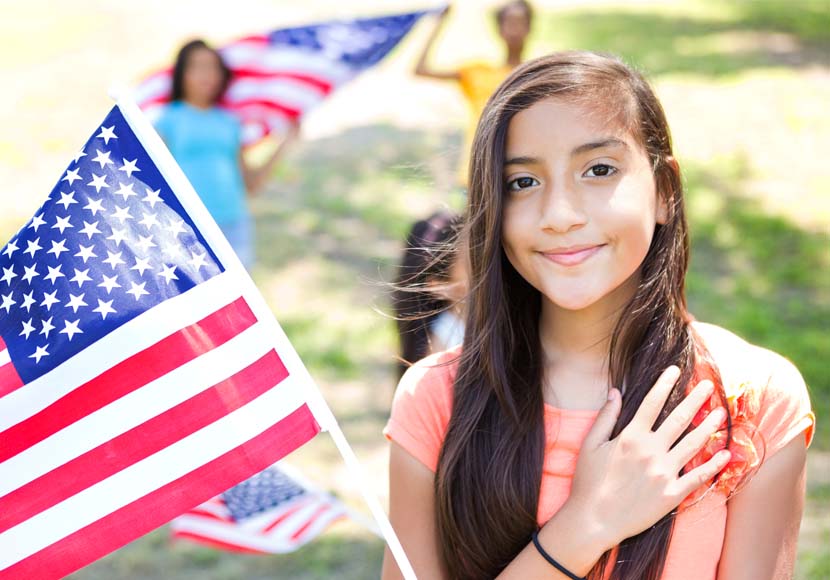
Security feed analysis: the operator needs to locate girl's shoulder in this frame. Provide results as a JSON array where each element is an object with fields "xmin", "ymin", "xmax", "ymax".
[
  {"xmin": 385, "ymin": 347, "xmax": 461, "ymax": 471},
  {"xmin": 692, "ymin": 321, "xmax": 815, "ymax": 456},
  {"xmin": 692, "ymin": 321, "xmax": 801, "ymax": 387}
]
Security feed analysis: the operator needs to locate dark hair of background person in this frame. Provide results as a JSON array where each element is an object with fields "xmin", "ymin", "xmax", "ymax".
[
  {"xmin": 434, "ymin": 51, "xmax": 736, "ymax": 580},
  {"xmin": 170, "ymin": 39, "xmax": 233, "ymax": 103},
  {"xmin": 495, "ymin": 0, "xmax": 534, "ymax": 26},
  {"xmin": 392, "ymin": 211, "xmax": 464, "ymax": 380}
]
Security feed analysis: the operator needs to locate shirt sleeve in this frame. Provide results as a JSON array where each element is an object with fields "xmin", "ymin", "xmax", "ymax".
[
  {"xmin": 383, "ymin": 351, "xmax": 456, "ymax": 473},
  {"xmin": 752, "ymin": 348, "xmax": 815, "ymax": 459}
]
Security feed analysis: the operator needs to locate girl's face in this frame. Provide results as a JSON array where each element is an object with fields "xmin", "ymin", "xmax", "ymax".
[
  {"xmin": 501, "ymin": 97, "xmax": 668, "ymax": 312},
  {"xmin": 183, "ymin": 47, "xmax": 225, "ymax": 106}
]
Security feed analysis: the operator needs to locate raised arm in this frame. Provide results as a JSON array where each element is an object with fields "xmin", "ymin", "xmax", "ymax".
[
  {"xmin": 414, "ymin": 6, "xmax": 460, "ymax": 82},
  {"xmin": 239, "ymin": 121, "xmax": 300, "ymax": 195}
]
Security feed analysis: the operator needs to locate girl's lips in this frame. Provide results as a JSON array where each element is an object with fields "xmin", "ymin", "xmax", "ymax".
[{"xmin": 539, "ymin": 244, "xmax": 605, "ymax": 266}]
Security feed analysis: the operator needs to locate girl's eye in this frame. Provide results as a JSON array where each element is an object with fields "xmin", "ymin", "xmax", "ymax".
[
  {"xmin": 584, "ymin": 164, "xmax": 617, "ymax": 178},
  {"xmin": 506, "ymin": 176, "xmax": 540, "ymax": 191}
]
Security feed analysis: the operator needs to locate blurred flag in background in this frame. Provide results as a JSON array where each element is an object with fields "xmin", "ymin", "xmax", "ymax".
[{"xmin": 135, "ymin": 8, "xmax": 441, "ymax": 144}]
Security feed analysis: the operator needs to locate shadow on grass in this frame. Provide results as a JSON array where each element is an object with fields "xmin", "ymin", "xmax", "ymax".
[
  {"xmin": 535, "ymin": 1, "xmax": 829, "ymax": 78},
  {"xmin": 67, "ymin": 526, "xmax": 384, "ymax": 580},
  {"xmin": 683, "ymin": 157, "xmax": 829, "ymax": 448}
]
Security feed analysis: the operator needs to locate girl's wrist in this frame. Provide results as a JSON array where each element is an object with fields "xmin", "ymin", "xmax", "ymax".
[{"xmin": 540, "ymin": 500, "xmax": 614, "ymax": 576}]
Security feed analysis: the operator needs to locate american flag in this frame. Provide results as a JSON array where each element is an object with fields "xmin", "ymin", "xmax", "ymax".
[
  {"xmin": 134, "ymin": 8, "xmax": 438, "ymax": 145},
  {"xmin": 171, "ymin": 464, "xmax": 353, "ymax": 554},
  {"xmin": 0, "ymin": 102, "xmax": 331, "ymax": 578}
]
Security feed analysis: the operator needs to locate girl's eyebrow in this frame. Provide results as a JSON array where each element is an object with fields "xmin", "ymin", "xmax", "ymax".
[
  {"xmin": 504, "ymin": 139, "xmax": 629, "ymax": 168},
  {"xmin": 571, "ymin": 138, "xmax": 628, "ymax": 156}
]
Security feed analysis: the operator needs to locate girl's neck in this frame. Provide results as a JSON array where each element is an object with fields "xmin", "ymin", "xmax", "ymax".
[
  {"xmin": 183, "ymin": 97, "xmax": 214, "ymax": 111},
  {"xmin": 505, "ymin": 46, "xmax": 524, "ymax": 68},
  {"xmin": 538, "ymin": 278, "xmax": 637, "ymax": 409}
]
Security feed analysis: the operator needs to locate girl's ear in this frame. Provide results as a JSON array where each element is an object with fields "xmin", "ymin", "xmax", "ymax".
[{"xmin": 656, "ymin": 156, "xmax": 680, "ymax": 225}]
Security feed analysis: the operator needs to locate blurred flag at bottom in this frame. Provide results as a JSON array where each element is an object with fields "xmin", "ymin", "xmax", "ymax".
[
  {"xmin": 171, "ymin": 464, "xmax": 361, "ymax": 554},
  {"xmin": 0, "ymin": 100, "xmax": 333, "ymax": 579}
]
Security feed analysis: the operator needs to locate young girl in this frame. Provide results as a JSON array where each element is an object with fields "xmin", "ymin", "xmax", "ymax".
[
  {"xmin": 383, "ymin": 51, "xmax": 814, "ymax": 579},
  {"xmin": 154, "ymin": 39, "xmax": 297, "ymax": 268},
  {"xmin": 392, "ymin": 211, "xmax": 467, "ymax": 380}
]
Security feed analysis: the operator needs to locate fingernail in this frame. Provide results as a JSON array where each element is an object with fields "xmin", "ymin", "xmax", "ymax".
[
  {"xmin": 718, "ymin": 450, "xmax": 731, "ymax": 462},
  {"xmin": 712, "ymin": 408, "xmax": 727, "ymax": 425},
  {"xmin": 607, "ymin": 388, "xmax": 618, "ymax": 402},
  {"xmin": 666, "ymin": 366, "xmax": 681, "ymax": 380},
  {"xmin": 699, "ymin": 380, "xmax": 714, "ymax": 395}
]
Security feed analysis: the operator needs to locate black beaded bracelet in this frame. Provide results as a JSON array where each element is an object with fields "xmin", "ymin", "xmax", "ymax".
[{"xmin": 531, "ymin": 530, "xmax": 586, "ymax": 580}]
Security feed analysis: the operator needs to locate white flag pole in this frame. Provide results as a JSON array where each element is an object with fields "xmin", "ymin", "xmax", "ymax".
[{"xmin": 112, "ymin": 89, "xmax": 418, "ymax": 580}]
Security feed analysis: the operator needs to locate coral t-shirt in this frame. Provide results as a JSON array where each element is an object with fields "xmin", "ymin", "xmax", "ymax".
[{"xmin": 383, "ymin": 323, "xmax": 815, "ymax": 579}]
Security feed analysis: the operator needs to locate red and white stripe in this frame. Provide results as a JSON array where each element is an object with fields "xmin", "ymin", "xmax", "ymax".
[
  {"xmin": 0, "ymin": 336, "xmax": 23, "ymax": 397},
  {"xmin": 134, "ymin": 40, "xmax": 354, "ymax": 145},
  {"xmin": 170, "ymin": 489, "xmax": 347, "ymax": 554},
  {"xmin": 0, "ymin": 273, "xmax": 322, "ymax": 578}
]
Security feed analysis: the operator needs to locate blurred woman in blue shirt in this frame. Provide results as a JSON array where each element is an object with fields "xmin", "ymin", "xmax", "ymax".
[{"xmin": 155, "ymin": 39, "xmax": 297, "ymax": 268}]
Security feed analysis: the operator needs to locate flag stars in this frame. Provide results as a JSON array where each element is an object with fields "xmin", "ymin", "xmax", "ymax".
[
  {"xmin": 62, "ymin": 168, "xmax": 81, "ymax": 186},
  {"xmin": 75, "ymin": 244, "xmax": 97, "ymax": 263},
  {"xmin": 158, "ymin": 264, "xmax": 178, "ymax": 284},
  {"xmin": 103, "ymin": 250, "xmax": 125, "ymax": 269},
  {"xmin": 88, "ymin": 174, "xmax": 109, "ymax": 193},
  {"xmin": 119, "ymin": 158, "xmax": 140, "ymax": 178},
  {"xmin": 24, "ymin": 238, "xmax": 43, "ymax": 258},
  {"xmin": 28, "ymin": 214, "xmax": 46, "ymax": 232},
  {"xmin": 189, "ymin": 251, "xmax": 208, "ymax": 272},
  {"xmin": 29, "ymin": 345, "xmax": 49, "ymax": 364},
  {"xmin": 60, "ymin": 319, "xmax": 83, "ymax": 341},
  {"xmin": 1, "ymin": 266, "xmax": 16, "ymax": 286},
  {"xmin": 107, "ymin": 227, "xmax": 129, "ymax": 247},
  {"xmin": 1, "ymin": 292, "xmax": 16, "ymax": 313},
  {"xmin": 3, "ymin": 240, "xmax": 19, "ymax": 258},
  {"xmin": 83, "ymin": 197, "xmax": 105, "ymax": 216},
  {"xmin": 19, "ymin": 318, "xmax": 36, "ymax": 340},
  {"xmin": 47, "ymin": 239, "xmax": 70, "ymax": 259},
  {"xmin": 111, "ymin": 205, "xmax": 133, "ymax": 224},
  {"xmin": 65, "ymin": 293, "xmax": 88, "ymax": 313},
  {"xmin": 52, "ymin": 215, "xmax": 74, "ymax": 234},
  {"xmin": 97, "ymin": 125, "xmax": 117, "ymax": 144},
  {"xmin": 136, "ymin": 234, "xmax": 156, "ymax": 253},
  {"xmin": 126, "ymin": 281, "xmax": 150, "ymax": 301},
  {"xmin": 21, "ymin": 290, "xmax": 36, "ymax": 312},
  {"xmin": 70, "ymin": 268, "xmax": 93, "ymax": 287},
  {"xmin": 40, "ymin": 316, "xmax": 56, "ymax": 339},
  {"xmin": 41, "ymin": 290, "xmax": 60, "ymax": 311},
  {"xmin": 139, "ymin": 212, "xmax": 159, "ymax": 230},
  {"xmin": 44, "ymin": 264, "xmax": 65, "ymax": 284},
  {"xmin": 72, "ymin": 150, "xmax": 87, "ymax": 164},
  {"xmin": 165, "ymin": 219, "xmax": 186, "ymax": 237},
  {"xmin": 93, "ymin": 298, "xmax": 117, "ymax": 320},
  {"xmin": 142, "ymin": 188, "xmax": 162, "ymax": 208},
  {"xmin": 162, "ymin": 243, "xmax": 183, "ymax": 260},
  {"xmin": 22, "ymin": 265, "xmax": 39, "ymax": 283},
  {"xmin": 91, "ymin": 149, "xmax": 114, "ymax": 169},
  {"xmin": 131, "ymin": 256, "xmax": 153, "ymax": 276},
  {"xmin": 57, "ymin": 191, "xmax": 78, "ymax": 210},
  {"xmin": 98, "ymin": 274, "xmax": 121, "ymax": 294},
  {"xmin": 114, "ymin": 182, "xmax": 137, "ymax": 201},
  {"xmin": 79, "ymin": 220, "xmax": 102, "ymax": 239}
]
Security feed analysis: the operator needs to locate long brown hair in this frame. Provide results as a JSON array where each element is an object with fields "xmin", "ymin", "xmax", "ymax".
[{"xmin": 434, "ymin": 51, "xmax": 731, "ymax": 579}]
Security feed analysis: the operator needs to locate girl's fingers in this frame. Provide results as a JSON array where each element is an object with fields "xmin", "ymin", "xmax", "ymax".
[
  {"xmin": 667, "ymin": 406, "xmax": 726, "ymax": 467},
  {"xmin": 583, "ymin": 388, "xmax": 621, "ymax": 448},
  {"xmin": 656, "ymin": 379, "xmax": 715, "ymax": 446},
  {"xmin": 630, "ymin": 366, "xmax": 681, "ymax": 432},
  {"xmin": 673, "ymin": 449, "xmax": 731, "ymax": 501}
]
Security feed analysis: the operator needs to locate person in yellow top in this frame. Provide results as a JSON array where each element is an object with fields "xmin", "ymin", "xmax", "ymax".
[{"xmin": 415, "ymin": 1, "xmax": 534, "ymax": 188}]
